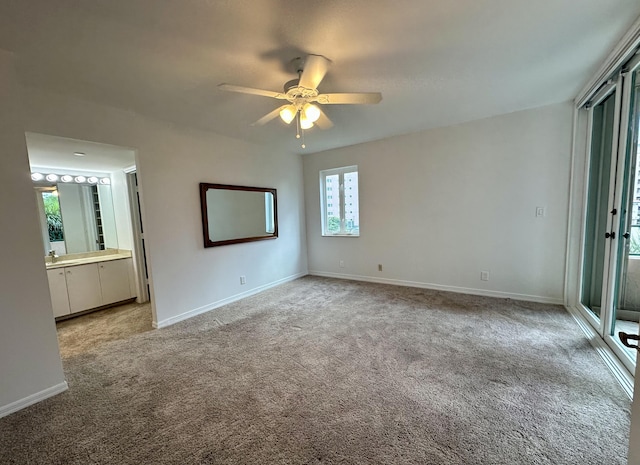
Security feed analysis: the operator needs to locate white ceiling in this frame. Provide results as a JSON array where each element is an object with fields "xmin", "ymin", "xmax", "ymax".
[
  {"xmin": 2, "ymin": 1, "xmax": 640, "ymax": 154},
  {"xmin": 26, "ymin": 133, "xmax": 135, "ymax": 173}
]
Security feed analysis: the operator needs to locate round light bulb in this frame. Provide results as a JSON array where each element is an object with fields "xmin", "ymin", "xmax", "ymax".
[
  {"xmin": 31, "ymin": 173, "xmax": 44, "ymax": 181},
  {"xmin": 303, "ymin": 103, "xmax": 320, "ymax": 123},
  {"xmin": 87, "ymin": 176, "xmax": 98, "ymax": 184},
  {"xmin": 60, "ymin": 175, "xmax": 73, "ymax": 183},
  {"xmin": 279, "ymin": 105, "xmax": 296, "ymax": 124},
  {"xmin": 45, "ymin": 174, "xmax": 59, "ymax": 182},
  {"xmin": 74, "ymin": 176, "xmax": 86, "ymax": 183},
  {"xmin": 99, "ymin": 177, "xmax": 111, "ymax": 185}
]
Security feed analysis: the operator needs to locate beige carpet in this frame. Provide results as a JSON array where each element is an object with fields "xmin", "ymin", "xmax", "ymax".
[
  {"xmin": 56, "ymin": 300, "xmax": 153, "ymax": 358},
  {"xmin": 0, "ymin": 277, "xmax": 632, "ymax": 464}
]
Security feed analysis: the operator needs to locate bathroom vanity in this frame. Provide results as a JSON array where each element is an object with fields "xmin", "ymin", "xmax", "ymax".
[{"xmin": 46, "ymin": 251, "xmax": 136, "ymax": 318}]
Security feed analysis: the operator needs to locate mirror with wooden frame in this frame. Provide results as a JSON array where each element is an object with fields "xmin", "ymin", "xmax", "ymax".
[{"xmin": 199, "ymin": 183, "xmax": 278, "ymax": 247}]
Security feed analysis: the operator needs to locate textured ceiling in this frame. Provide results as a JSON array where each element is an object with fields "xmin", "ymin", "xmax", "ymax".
[{"xmin": 1, "ymin": 0, "xmax": 640, "ymax": 154}]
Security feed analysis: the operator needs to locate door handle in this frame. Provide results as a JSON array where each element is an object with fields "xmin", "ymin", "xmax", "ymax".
[
  {"xmin": 619, "ymin": 332, "xmax": 640, "ymax": 351},
  {"xmin": 605, "ymin": 232, "xmax": 616, "ymax": 239},
  {"xmin": 623, "ymin": 232, "xmax": 630, "ymax": 239}
]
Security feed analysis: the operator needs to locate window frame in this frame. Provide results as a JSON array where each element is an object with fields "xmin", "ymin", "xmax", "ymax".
[{"xmin": 319, "ymin": 165, "xmax": 359, "ymax": 237}]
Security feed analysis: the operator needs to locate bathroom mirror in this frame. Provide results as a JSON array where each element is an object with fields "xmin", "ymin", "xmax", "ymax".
[
  {"xmin": 200, "ymin": 183, "xmax": 278, "ymax": 247},
  {"xmin": 35, "ymin": 183, "xmax": 118, "ymax": 256}
]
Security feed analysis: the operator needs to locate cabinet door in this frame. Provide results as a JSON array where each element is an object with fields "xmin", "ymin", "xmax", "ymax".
[
  {"xmin": 99, "ymin": 259, "xmax": 132, "ymax": 304},
  {"xmin": 46, "ymin": 268, "xmax": 70, "ymax": 318},
  {"xmin": 66, "ymin": 263, "xmax": 102, "ymax": 313}
]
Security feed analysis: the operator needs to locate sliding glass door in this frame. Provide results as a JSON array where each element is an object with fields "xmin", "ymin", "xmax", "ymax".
[
  {"xmin": 610, "ymin": 66, "xmax": 640, "ymax": 368},
  {"xmin": 581, "ymin": 90, "xmax": 618, "ymax": 321},
  {"xmin": 580, "ymin": 56, "xmax": 640, "ymax": 374}
]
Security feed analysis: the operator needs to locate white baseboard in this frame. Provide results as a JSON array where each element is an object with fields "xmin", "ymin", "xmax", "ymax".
[
  {"xmin": 0, "ymin": 381, "xmax": 68, "ymax": 419},
  {"xmin": 309, "ymin": 271, "xmax": 564, "ymax": 305},
  {"xmin": 153, "ymin": 271, "xmax": 308, "ymax": 328},
  {"xmin": 565, "ymin": 305, "xmax": 634, "ymax": 399}
]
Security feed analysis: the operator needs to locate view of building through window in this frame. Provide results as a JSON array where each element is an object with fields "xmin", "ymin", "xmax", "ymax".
[
  {"xmin": 321, "ymin": 166, "xmax": 359, "ymax": 236},
  {"xmin": 631, "ymin": 143, "xmax": 640, "ymax": 254}
]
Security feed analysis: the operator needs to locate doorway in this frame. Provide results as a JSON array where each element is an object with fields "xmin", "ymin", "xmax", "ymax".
[{"xmin": 26, "ymin": 133, "xmax": 153, "ymax": 333}]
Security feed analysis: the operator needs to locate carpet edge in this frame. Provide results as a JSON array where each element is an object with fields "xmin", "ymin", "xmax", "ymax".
[{"xmin": 153, "ymin": 271, "xmax": 308, "ymax": 329}]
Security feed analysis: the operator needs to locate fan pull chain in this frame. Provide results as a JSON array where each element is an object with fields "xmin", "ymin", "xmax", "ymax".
[{"xmin": 295, "ymin": 109, "xmax": 305, "ymax": 148}]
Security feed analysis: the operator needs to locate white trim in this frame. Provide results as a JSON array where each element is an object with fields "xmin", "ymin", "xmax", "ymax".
[
  {"xmin": 0, "ymin": 381, "xmax": 68, "ymax": 419},
  {"xmin": 575, "ymin": 15, "xmax": 640, "ymax": 108},
  {"xmin": 308, "ymin": 271, "xmax": 563, "ymax": 305},
  {"xmin": 601, "ymin": 78, "xmax": 625, "ymax": 337},
  {"xmin": 565, "ymin": 305, "xmax": 634, "ymax": 398},
  {"xmin": 153, "ymin": 272, "xmax": 307, "ymax": 328},
  {"xmin": 564, "ymin": 106, "xmax": 580, "ymax": 308},
  {"xmin": 126, "ymin": 171, "xmax": 149, "ymax": 304},
  {"xmin": 588, "ymin": 80, "xmax": 617, "ymax": 108},
  {"xmin": 122, "ymin": 165, "xmax": 136, "ymax": 174},
  {"xmin": 575, "ymin": 107, "xmax": 594, "ymax": 311}
]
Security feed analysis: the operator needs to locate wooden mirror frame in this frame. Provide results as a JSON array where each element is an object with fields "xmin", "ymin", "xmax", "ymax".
[{"xmin": 199, "ymin": 183, "xmax": 278, "ymax": 247}]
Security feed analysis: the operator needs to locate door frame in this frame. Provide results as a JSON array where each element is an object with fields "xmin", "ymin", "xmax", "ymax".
[{"xmin": 575, "ymin": 58, "xmax": 640, "ymax": 376}]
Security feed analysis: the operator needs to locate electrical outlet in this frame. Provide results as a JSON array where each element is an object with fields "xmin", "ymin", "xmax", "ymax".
[
  {"xmin": 480, "ymin": 271, "xmax": 489, "ymax": 281},
  {"xmin": 339, "ymin": 260, "xmax": 345, "ymax": 268},
  {"xmin": 535, "ymin": 206, "xmax": 545, "ymax": 217},
  {"xmin": 240, "ymin": 276, "xmax": 246, "ymax": 285},
  {"xmin": 378, "ymin": 264, "xmax": 383, "ymax": 271}
]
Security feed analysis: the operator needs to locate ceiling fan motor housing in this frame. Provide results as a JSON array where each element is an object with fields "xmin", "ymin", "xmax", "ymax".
[{"xmin": 284, "ymin": 79, "xmax": 319, "ymax": 102}]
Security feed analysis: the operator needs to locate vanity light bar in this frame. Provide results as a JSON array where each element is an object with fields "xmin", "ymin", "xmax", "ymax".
[{"xmin": 31, "ymin": 172, "xmax": 111, "ymax": 185}]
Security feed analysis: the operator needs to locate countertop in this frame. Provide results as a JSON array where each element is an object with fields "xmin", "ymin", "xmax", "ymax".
[{"xmin": 46, "ymin": 252, "xmax": 132, "ymax": 269}]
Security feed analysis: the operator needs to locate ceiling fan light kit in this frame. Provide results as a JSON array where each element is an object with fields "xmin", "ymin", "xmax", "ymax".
[
  {"xmin": 219, "ymin": 54, "xmax": 382, "ymax": 149},
  {"xmin": 279, "ymin": 105, "xmax": 297, "ymax": 124}
]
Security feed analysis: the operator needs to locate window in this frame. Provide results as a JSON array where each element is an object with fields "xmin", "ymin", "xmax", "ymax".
[{"xmin": 320, "ymin": 165, "xmax": 359, "ymax": 236}]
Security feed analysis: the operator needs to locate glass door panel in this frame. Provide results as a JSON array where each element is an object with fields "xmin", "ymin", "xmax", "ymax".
[
  {"xmin": 612, "ymin": 68, "xmax": 640, "ymax": 366},
  {"xmin": 581, "ymin": 91, "xmax": 618, "ymax": 320}
]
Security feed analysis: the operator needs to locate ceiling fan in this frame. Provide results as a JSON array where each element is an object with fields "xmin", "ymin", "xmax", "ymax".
[{"xmin": 218, "ymin": 54, "xmax": 382, "ymax": 148}]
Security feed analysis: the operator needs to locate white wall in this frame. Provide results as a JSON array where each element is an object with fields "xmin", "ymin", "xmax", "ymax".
[
  {"xmin": 97, "ymin": 184, "xmax": 118, "ymax": 249},
  {"xmin": 0, "ymin": 51, "xmax": 66, "ymax": 416},
  {"xmin": 21, "ymin": 88, "xmax": 308, "ymax": 327},
  {"xmin": 630, "ymin": 361, "xmax": 640, "ymax": 465},
  {"xmin": 109, "ymin": 169, "xmax": 133, "ymax": 251},
  {"xmin": 304, "ymin": 102, "xmax": 573, "ymax": 303}
]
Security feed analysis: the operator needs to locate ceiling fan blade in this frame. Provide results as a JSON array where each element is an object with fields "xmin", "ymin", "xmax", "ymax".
[
  {"xmin": 315, "ymin": 92, "xmax": 382, "ymax": 105},
  {"xmin": 315, "ymin": 108, "xmax": 334, "ymax": 129},
  {"xmin": 298, "ymin": 55, "xmax": 331, "ymax": 90},
  {"xmin": 218, "ymin": 83, "xmax": 287, "ymax": 100},
  {"xmin": 252, "ymin": 106, "xmax": 287, "ymax": 126}
]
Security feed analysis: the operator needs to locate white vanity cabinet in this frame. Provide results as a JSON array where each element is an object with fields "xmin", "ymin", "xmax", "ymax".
[
  {"xmin": 47, "ymin": 268, "xmax": 71, "ymax": 317},
  {"xmin": 98, "ymin": 259, "xmax": 132, "ymax": 304},
  {"xmin": 65, "ymin": 263, "xmax": 103, "ymax": 313},
  {"xmin": 47, "ymin": 257, "xmax": 135, "ymax": 318}
]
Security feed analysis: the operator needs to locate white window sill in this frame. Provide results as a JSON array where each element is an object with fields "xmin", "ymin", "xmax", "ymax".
[{"xmin": 322, "ymin": 234, "xmax": 360, "ymax": 238}]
